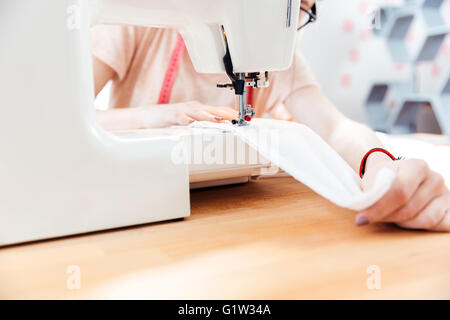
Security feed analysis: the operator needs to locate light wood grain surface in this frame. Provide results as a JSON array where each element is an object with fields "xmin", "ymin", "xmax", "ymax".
[{"xmin": 1, "ymin": 176, "xmax": 450, "ymax": 299}]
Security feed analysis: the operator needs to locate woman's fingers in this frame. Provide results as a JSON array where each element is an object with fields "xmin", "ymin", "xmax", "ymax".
[
  {"xmin": 174, "ymin": 112, "xmax": 194, "ymax": 126},
  {"xmin": 432, "ymin": 208, "xmax": 450, "ymax": 232},
  {"xmin": 357, "ymin": 159, "xmax": 429, "ymax": 224},
  {"xmin": 381, "ymin": 171, "xmax": 446, "ymax": 223},
  {"xmin": 396, "ymin": 191, "xmax": 450, "ymax": 231},
  {"xmin": 206, "ymin": 106, "xmax": 239, "ymax": 121},
  {"xmin": 187, "ymin": 109, "xmax": 220, "ymax": 122},
  {"xmin": 357, "ymin": 159, "xmax": 450, "ymax": 232},
  {"xmin": 192, "ymin": 102, "xmax": 239, "ymax": 120},
  {"xmin": 301, "ymin": 0, "xmax": 315, "ymax": 10},
  {"xmin": 181, "ymin": 101, "xmax": 238, "ymax": 122},
  {"xmin": 136, "ymin": 102, "xmax": 237, "ymax": 129}
]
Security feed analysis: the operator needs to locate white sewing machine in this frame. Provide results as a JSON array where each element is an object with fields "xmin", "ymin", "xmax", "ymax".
[{"xmin": 0, "ymin": 0, "xmax": 300, "ymax": 245}]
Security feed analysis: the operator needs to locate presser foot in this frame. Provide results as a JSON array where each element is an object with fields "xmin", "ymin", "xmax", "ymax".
[
  {"xmin": 232, "ymin": 119, "xmax": 250, "ymax": 126},
  {"xmin": 232, "ymin": 107, "xmax": 255, "ymax": 126}
]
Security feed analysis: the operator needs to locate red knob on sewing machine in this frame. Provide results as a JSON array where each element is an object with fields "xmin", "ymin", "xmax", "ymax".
[{"xmin": 244, "ymin": 115, "xmax": 252, "ymax": 122}]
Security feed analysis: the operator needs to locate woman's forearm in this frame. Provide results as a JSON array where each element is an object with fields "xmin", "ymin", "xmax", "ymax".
[
  {"xmin": 326, "ymin": 117, "xmax": 391, "ymax": 172},
  {"xmin": 285, "ymin": 86, "xmax": 390, "ymax": 173}
]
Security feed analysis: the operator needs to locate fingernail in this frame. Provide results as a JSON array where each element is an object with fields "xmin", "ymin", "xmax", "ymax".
[
  {"xmin": 355, "ymin": 213, "xmax": 370, "ymax": 226},
  {"xmin": 214, "ymin": 116, "xmax": 224, "ymax": 121}
]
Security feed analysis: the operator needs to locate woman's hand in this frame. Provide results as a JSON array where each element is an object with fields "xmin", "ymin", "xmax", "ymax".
[
  {"xmin": 358, "ymin": 156, "xmax": 450, "ymax": 232},
  {"xmin": 157, "ymin": 101, "xmax": 238, "ymax": 124},
  {"xmin": 301, "ymin": 0, "xmax": 315, "ymax": 10},
  {"xmin": 97, "ymin": 101, "xmax": 238, "ymax": 131}
]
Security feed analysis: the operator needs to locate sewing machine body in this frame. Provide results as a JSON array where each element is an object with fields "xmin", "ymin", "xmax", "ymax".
[
  {"xmin": 0, "ymin": 0, "xmax": 299, "ymax": 245},
  {"xmin": 93, "ymin": 0, "xmax": 300, "ymax": 74}
]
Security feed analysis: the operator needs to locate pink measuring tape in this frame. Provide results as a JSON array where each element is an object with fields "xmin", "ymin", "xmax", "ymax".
[
  {"xmin": 158, "ymin": 34, "xmax": 186, "ymax": 104},
  {"xmin": 158, "ymin": 33, "xmax": 254, "ymax": 108}
]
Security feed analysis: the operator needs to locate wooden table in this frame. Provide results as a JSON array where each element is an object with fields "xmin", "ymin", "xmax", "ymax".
[{"xmin": 1, "ymin": 177, "xmax": 450, "ymax": 299}]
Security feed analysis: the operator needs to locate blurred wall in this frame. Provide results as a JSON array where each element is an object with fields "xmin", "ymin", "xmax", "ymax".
[{"xmin": 299, "ymin": 0, "xmax": 450, "ymax": 124}]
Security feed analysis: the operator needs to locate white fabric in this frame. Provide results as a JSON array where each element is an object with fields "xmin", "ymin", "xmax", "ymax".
[{"xmin": 191, "ymin": 119, "xmax": 395, "ymax": 211}]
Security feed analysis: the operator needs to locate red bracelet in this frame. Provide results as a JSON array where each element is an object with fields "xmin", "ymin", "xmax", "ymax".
[{"xmin": 359, "ymin": 148, "xmax": 397, "ymax": 178}]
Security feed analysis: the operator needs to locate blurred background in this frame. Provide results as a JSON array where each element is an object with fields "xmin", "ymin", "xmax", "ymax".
[
  {"xmin": 300, "ymin": 0, "xmax": 450, "ymax": 134},
  {"xmin": 96, "ymin": 0, "xmax": 450, "ymax": 134}
]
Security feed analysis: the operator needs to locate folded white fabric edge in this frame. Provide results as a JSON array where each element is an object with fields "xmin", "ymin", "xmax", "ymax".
[{"xmin": 190, "ymin": 119, "xmax": 395, "ymax": 211}]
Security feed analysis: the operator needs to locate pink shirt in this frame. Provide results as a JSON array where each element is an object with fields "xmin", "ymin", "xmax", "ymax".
[{"xmin": 91, "ymin": 25, "xmax": 317, "ymax": 120}]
